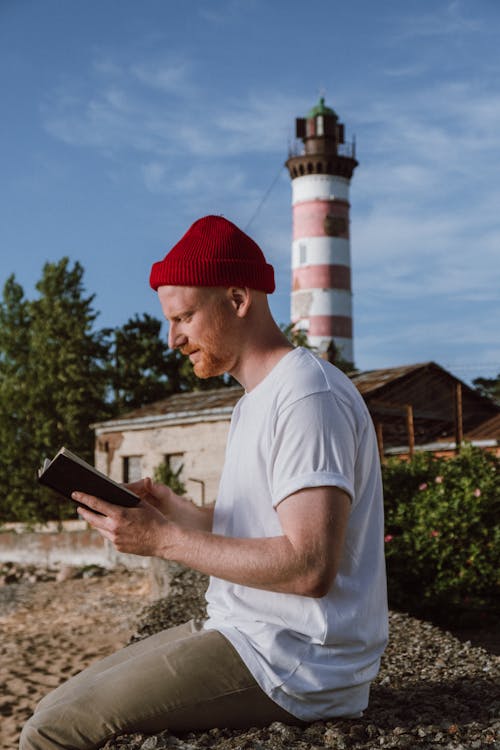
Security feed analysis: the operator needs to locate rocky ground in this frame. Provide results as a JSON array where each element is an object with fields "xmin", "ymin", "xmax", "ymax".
[{"xmin": 1, "ymin": 562, "xmax": 499, "ymax": 750}]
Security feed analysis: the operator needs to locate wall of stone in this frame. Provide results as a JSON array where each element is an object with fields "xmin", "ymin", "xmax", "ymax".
[{"xmin": 0, "ymin": 520, "xmax": 150, "ymax": 569}]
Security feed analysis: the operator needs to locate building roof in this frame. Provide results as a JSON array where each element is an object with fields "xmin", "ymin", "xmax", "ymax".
[
  {"xmin": 92, "ymin": 386, "xmax": 244, "ymax": 431},
  {"xmin": 351, "ymin": 361, "xmax": 499, "ymax": 447},
  {"xmin": 465, "ymin": 412, "xmax": 500, "ymax": 441},
  {"xmin": 350, "ymin": 362, "xmax": 430, "ymax": 396},
  {"xmin": 118, "ymin": 386, "xmax": 244, "ymax": 420}
]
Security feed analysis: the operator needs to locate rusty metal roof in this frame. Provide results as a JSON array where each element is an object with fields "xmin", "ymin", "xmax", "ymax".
[
  {"xmin": 116, "ymin": 386, "xmax": 244, "ymax": 421},
  {"xmin": 466, "ymin": 412, "xmax": 500, "ymax": 440},
  {"xmin": 350, "ymin": 362, "xmax": 435, "ymax": 395}
]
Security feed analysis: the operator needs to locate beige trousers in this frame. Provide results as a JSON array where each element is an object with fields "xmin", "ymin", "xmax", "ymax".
[{"xmin": 20, "ymin": 620, "xmax": 301, "ymax": 750}]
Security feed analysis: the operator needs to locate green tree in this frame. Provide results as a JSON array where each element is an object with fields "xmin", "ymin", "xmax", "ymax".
[
  {"xmin": 473, "ymin": 373, "xmax": 500, "ymax": 405},
  {"xmin": 25, "ymin": 258, "xmax": 110, "ymax": 521},
  {"xmin": 0, "ymin": 276, "xmax": 39, "ymax": 522},
  {"xmin": 280, "ymin": 324, "xmax": 356, "ymax": 374},
  {"xmin": 104, "ymin": 313, "xmax": 172, "ymax": 414},
  {"xmin": 280, "ymin": 322, "xmax": 310, "ymax": 348},
  {"xmin": 173, "ymin": 350, "xmax": 235, "ymax": 393}
]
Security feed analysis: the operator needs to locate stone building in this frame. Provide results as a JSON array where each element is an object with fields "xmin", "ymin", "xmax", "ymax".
[{"xmin": 92, "ymin": 388, "xmax": 242, "ymax": 506}]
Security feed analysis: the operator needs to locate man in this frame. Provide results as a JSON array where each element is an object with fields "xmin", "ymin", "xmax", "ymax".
[{"xmin": 21, "ymin": 215, "xmax": 388, "ymax": 750}]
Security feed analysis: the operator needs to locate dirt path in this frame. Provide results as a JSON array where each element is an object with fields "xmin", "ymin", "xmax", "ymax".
[{"xmin": 0, "ymin": 567, "xmax": 151, "ymax": 750}]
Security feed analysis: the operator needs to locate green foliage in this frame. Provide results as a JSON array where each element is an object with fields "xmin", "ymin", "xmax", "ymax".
[
  {"xmin": 280, "ymin": 324, "xmax": 356, "ymax": 374},
  {"xmin": 173, "ymin": 350, "xmax": 235, "ymax": 392},
  {"xmin": 383, "ymin": 445, "xmax": 500, "ymax": 625},
  {"xmin": 280, "ymin": 322, "xmax": 311, "ymax": 349},
  {"xmin": 29, "ymin": 258, "xmax": 110, "ymax": 456},
  {"xmin": 0, "ymin": 260, "xmax": 110, "ymax": 524},
  {"xmin": 0, "ymin": 276, "xmax": 39, "ymax": 523},
  {"xmin": 104, "ymin": 313, "xmax": 172, "ymax": 414},
  {"xmin": 473, "ymin": 372, "xmax": 500, "ymax": 405},
  {"xmin": 153, "ymin": 460, "xmax": 186, "ymax": 495}
]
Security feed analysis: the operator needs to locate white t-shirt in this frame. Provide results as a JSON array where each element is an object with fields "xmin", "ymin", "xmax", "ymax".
[{"xmin": 204, "ymin": 347, "xmax": 388, "ymax": 721}]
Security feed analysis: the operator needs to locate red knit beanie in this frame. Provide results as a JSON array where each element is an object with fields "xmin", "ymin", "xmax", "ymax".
[{"xmin": 149, "ymin": 215, "xmax": 275, "ymax": 293}]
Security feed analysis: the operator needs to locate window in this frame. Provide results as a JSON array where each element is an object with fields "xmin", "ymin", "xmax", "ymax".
[
  {"xmin": 123, "ymin": 455, "xmax": 142, "ymax": 483},
  {"xmin": 166, "ymin": 453, "xmax": 184, "ymax": 475},
  {"xmin": 299, "ymin": 242, "xmax": 307, "ymax": 265},
  {"xmin": 157, "ymin": 453, "xmax": 186, "ymax": 494}
]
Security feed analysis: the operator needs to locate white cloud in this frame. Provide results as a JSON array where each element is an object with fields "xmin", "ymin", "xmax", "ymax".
[
  {"xmin": 394, "ymin": 0, "xmax": 483, "ymax": 39},
  {"xmin": 355, "ymin": 310, "xmax": 500, "ymax": 375},
  {"xmin": 383, "ymin": 63, "xmax": 428, "ymax": 78},
  {"xmin": 197, "ymin": 0, "xmax": 258, "ymax": 26},
  {"xmin": 131, "ymin": 60, "xmax": 195, "ymax": 95},
  {"xmin": 343, "ymin": 70, "xmax": 500, "ymax": 319},
  {"xmin": 42, "ymin": 61, "xmax": 303, "ymax": 162}
]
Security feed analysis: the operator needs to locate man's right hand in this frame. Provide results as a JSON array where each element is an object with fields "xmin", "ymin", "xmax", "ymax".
[
  {"xmin": 124, "ymin": 477, "xmax": 176, "ymax": 517},
  {"xmin": 124, "ymin": 477, "xmax": 214, "ymax": 531}
]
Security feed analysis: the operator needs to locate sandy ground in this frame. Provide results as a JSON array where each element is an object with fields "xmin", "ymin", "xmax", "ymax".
[{"xmin": 0, "ymin": 567, "xmax": 151, "ymax": 750}]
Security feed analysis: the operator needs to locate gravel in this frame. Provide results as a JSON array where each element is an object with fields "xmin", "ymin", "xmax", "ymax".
[{"xmin": 102, "ymin": 566, "xmax": 500, "ymax": 750}]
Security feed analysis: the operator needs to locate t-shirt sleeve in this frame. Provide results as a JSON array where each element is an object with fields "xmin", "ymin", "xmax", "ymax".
[{"xmin": 269, "ymin": 390, "xmax": 357, "ymax": 508}]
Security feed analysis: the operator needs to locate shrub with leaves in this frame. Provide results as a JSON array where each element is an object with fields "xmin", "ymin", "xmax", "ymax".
[
  {"xmin": 382, "ymin": 445, "xmax": 499, "ymax": 625},
  {"xmin": 153, "ymin": 461, "xmax": 186, "ymax": 496}
]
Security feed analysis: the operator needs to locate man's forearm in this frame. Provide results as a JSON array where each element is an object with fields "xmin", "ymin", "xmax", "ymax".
[
  {"xmin": 159, "ymin": 524, "xmax": 328, "ymax": 597},
  {"xmin": 167, "ymin": 494, "xmax": 214, "ymax": 532},
  {"xmin": 155, "ymin": 487, "xmax": 350, "ymax": 597}
]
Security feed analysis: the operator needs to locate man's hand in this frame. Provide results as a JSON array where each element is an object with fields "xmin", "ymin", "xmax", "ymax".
[
  {"xmin": 124, "ymin": 477, "xmax": 214, "ymax": 531},
  {"xmin": 123, "ymin": 477, "xmax": 176, "ymax": 517},
  {"xmin": 73, "ymin": 492, "xmax": 176, "ymax": 558}
]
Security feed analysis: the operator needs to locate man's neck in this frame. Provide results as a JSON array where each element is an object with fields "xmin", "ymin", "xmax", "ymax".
[{"xmin": 231, "ymin": 337, "xmax": 294, "ymax": 392}]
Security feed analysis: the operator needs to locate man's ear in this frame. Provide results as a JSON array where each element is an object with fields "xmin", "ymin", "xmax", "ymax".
[{"xmin": 227, "ymin": 287, "xmax": 251, "ymax": 317}]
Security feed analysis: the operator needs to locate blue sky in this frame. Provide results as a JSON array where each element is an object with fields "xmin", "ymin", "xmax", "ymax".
[{"xmin": 1, "ymin": 0, "xmax": 499, "ymax": 384}]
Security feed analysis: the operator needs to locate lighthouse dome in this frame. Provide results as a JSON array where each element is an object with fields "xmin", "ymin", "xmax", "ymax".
[{"xmin": 307, "ymin": 97, "xmax": 337, "ymax": 119}]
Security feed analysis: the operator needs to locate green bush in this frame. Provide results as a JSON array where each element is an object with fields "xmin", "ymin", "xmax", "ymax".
[
  {"xmin": 382, "ymin": 445, "xmax": 500, "ymax": 626},
  {"xmin": 153, "ymin": 461, "xmax": 186, "ymax": 496}
]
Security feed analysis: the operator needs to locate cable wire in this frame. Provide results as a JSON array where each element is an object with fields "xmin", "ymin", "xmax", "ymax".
[{"xmin": 244, "ymin": 165, "xmax": 286, "ymax": 232}]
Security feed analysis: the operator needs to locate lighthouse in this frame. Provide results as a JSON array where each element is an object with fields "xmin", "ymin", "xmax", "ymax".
[{"xmin": 285, "ymin": 98, "xmax": 358, "ymax": 364}]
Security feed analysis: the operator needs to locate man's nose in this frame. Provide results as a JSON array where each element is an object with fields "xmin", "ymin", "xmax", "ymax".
[{"xmin": 168, "ymin": 324, "xmax": 187, "ymax": 350}]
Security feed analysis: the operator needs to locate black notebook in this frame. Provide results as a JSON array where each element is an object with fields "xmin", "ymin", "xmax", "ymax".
[{"xmin": 37, "ymin": 447, "xmax": 140, "ymax": 509}]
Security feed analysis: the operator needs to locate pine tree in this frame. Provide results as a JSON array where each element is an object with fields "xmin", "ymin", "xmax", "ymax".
[
  {"xmin": 104, "ymin": 313, "xmax": 172, "ymax": 414},
  {"xmin": 473, "ymin": 373, "xmax": 500, "ymax": 405},
  {"xmin": 0, "ymin": 276, "xmax": 39, "ymax": 523},
  {"xmin": 29, "ymin": 258, "xmax": 109, "ymax": 453},
  {"xmin": 25, "ymin": 258, "xmax": 110, "ymax": 521}
]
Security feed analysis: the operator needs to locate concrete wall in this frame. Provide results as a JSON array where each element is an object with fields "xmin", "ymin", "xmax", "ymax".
[
  {"xmin": 0, "ymin": 520, "xmax": 150, "ymax": 569},
  {"xmin": 95, "ymin": 418, "xmax": 230, "ymax": 506}
]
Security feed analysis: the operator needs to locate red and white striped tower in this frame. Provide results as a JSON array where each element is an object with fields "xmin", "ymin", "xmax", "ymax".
[{"xmin": 285, "ymin": 98, "xmax": 358, "ymax": 364}]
